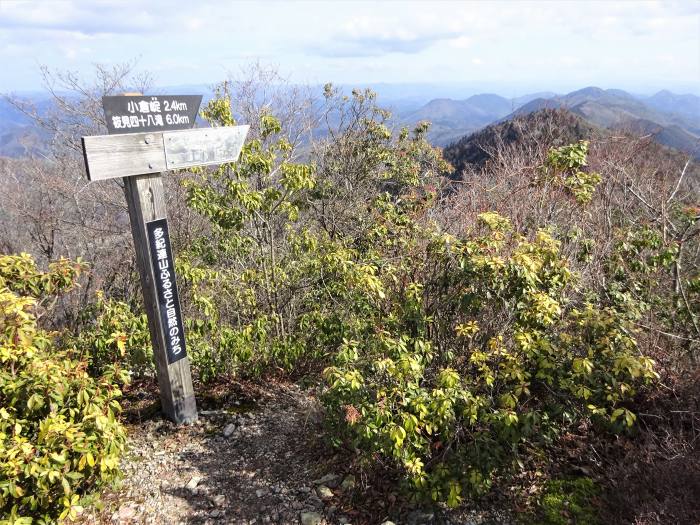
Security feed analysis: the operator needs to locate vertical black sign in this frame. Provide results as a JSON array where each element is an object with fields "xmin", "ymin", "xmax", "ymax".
[{"xmin": 146, "ymin": 218, "xmax": 187, "ymax": 364}]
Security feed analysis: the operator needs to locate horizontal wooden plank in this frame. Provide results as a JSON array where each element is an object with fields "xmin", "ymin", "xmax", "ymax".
[
  {"xmin": 82, "ymin": 132, "xmax": 166, "ymax": 181},
  {"xmin": 82, "ymin": 126, "xmax": 250, "ymax": 181},
  {"xmin": 163, "ymin": 126, "xmax": 249, "ymax": 169}
]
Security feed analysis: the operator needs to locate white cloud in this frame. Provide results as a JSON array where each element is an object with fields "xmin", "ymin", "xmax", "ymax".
[
  {"xmin": 0, "ymin": 0, "xmax": 696, "ymax": 93},
  {"xmin": 308, "ymin": 13, "xmax": 465, "ymax": 57},
  {"xmin": 449, "ymin": 36, "xmax": 472, "ymax": 50},
  {"xmin": 0, "ymin": 0, "xmax": 169, "ymax": 35}
]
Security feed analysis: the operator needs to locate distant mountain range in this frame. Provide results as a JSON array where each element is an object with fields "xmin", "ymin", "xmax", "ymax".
[
  {"xmin": 1, "ymin": 86, "xmax": 698, "ymax": 160},
  {"xmin": 398, "ymin": 92, "xmax": 556, "ymax": 145},
  {"xmin": 402, "ymin": 87, "xmax": 699, "ymax": 159},
  {"xmin": 442, "ymin": 107, "xmax": 700, "ymax": 186},
  {"xmin": 509, "ymin": 87, "xmax": 699, "ymax": 157}
]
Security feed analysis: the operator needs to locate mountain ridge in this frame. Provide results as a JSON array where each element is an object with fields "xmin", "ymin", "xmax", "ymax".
[
  {"xmin": 1, "ymin": 86, "xmax": 698, "ymax": 159},
  {"xmin": 506, "ymin": 87, "xmax": 699, "ymax": 158}
]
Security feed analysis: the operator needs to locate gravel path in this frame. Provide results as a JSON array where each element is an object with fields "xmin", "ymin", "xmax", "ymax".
[{"xmin": 76, "ymin": 382, "xmax": 509, "ymax": 525}]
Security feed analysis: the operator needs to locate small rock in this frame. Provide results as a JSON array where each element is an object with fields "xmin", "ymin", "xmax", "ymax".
[
  {"xmin": 186, "ymin": 475, "xmax": 203, "ymax": 490},
  {"xmin": 223, "ymin": 423, "xmax": 236, "ymax": 437},
  {"xmin": 300, "ymin": 511, "xmax": 323, "ymax": 525},
  {"xmin": 312, "ymin": 473, "xmax": 339, "ymax": 487},
  {"xmin": 210, "ymin": 509, "xmax": 223, "ymax": 518},
  {"xmin": 380, "ymin": 522, "xmax": 396, "ymax": 525},
  {"xmin": 339, "ymin": 475, "xmax": 355, "ymax": 491},
  {"xmin": 298, "ymin": 486, "xmax": 311, "ymax": 494},
  {"xmin": 337, "ymin": 516, "xmax": 351, "ymax": 525},
  {"xmin": 407, "ymin": 510, "xmax": 435, "ymax": 525},
  {"xmin": 115, "ymin": 504, "xmax": 137, "ymax": 522},
  {"xmin": 316, "ymin": 485, "xmax": 334, "ymax": 501},
  {"xmin": 256, "ymin": 487, "xmax": 270, "ymax": 498},
  {"xmin": 292, "ymin": 500, "xmax": 304, "ymax": 510},
  {"xmin": 307, "ymin": 495, "xmax": 324, "ymax": 509},
  {"xmin": 212, "ymin": 494, "xmax": 226, "ymax": 506}
]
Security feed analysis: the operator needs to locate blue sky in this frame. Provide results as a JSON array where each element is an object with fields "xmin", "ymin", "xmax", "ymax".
[{"xmin": 1, "ymin": 0, "xmax": 698, "ymax": 95}]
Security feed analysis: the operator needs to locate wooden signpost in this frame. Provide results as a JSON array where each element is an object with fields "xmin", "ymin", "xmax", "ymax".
[{"xmin": 81, "ymin": 95, "xmax": 248, "ymax": 424}]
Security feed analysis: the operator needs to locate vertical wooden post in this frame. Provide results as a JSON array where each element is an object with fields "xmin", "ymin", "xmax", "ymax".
[
  {"xmin": 123, "ymin": 173, "xmax": 197, "ymax": 423},
  {"xmin": 83, "ymin": 93, "xmax": 244, "ymax": 424}
]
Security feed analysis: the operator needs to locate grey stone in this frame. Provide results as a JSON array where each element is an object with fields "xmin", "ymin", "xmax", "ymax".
[
  {"xmin": 212, "ymin": 494, "xmax": 226, "ymax": 506},
  {"xmin": 316, "ymin": 485, "xmax": 334, "ymax": 501},
  {"xmin": 114, "ymin": 503, "xmax": 137, "ymax": 522},
  {"xmin": 300, "ymin": 512, "xmax": 323, "ymax": 525},
  {"xmin": 407, "ymin": 510, "xmax": 435, "ymax": 525},
  {"xmin": 185, "ymin": 476, "xmax": 202, "ymax": 491},
  {"xmin": 256, "ymin": 487, "xmax": 270, "ymax": 498},
  {"xmin": 307, "ymin": 495, "xmax": 324, "ymax": 509},
  {"xmin": 312, "ymin": 473, "xmax": 339, "ymax": 487},
  {"xmin": 339, "ymin": 475, "xmax": 356, "ymax": 491},
  {"xmin": 223, "ymin": 423, "xmax": 236, "ymax": 437}
]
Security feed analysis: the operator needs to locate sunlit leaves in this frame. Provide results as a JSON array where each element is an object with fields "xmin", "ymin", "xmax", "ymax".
[
  {"xmin": 321, "ymin": 210, "xmax": 657, "ymax": 505},
  {"xmin": 0, "ymin": 254, "xmax": 127, "ymax": 522},
  {"xmin": 539, "ymin": 140, "xmax": 602, "ymax": 204}
]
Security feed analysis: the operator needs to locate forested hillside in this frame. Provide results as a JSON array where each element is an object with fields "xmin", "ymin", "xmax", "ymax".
[
  {"xmin": 509, "ymin": 88, "xmax": 700, "ymax": 158},
  {"xmin": 1, "ymin": 65, "xmax": 698, "ymax": 525},
  {"xmin": 399, "ymin": 87, "xmax": 700, "ymax": 156}
]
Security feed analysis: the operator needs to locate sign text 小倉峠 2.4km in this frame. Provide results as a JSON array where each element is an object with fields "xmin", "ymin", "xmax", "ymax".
[{"xmin": 102, "ymin": 95, "xmax": 202, "ymax": 134}]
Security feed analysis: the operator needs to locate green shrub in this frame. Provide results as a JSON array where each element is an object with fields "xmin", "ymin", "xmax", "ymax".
[
  {"xmin": 176, "ymin": 86, "xmax": 449, "ymax": 381},
  {"xmin": 71, "ymin": 292, "xmax": 151, "ymax": 377},
  {"xmin": 539, "ymin": 140, "xmax": 601, "ymax": 204},
  {"xmin": 321, "ymin": 210, "xmax": 658, "ymax": 506},
  {"xmin": 0, "ymin": 254, "xmax": 128, "ymax": 524}
]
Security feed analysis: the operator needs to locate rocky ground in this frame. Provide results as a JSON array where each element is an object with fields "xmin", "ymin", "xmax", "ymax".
[{"xmin": 75, "ymin": 381, "xmax": 510, "ymax": 525}]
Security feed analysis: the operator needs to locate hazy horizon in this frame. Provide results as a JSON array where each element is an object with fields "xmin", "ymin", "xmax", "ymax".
[{"xmin": 5, "ymin": 81, "xmax": 698, "ymax": 104}]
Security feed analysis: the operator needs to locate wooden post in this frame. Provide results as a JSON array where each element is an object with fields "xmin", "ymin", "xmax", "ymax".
[
  {"xmin": 123, "ymin": 173, "xmax": 197, "ymax": 424},
  {"xmin": 81, "ymin": 93, "xmax": 248, "ymax": 424}
]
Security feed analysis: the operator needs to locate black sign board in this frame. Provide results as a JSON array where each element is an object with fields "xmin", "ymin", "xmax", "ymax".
[
  {"xmin": 146, "ymin": 218, "xmax": 187, "ymax": 364},
  {"xmin": 103, "ymin": 95, "xmax": 202, "ymax": 134}
]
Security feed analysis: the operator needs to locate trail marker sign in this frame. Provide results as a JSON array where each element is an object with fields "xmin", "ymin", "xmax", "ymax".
[
  {"xmin": 102, "ymin": 95, "xmax": 202, "ymax": 134},
  {"xmin": 81, "ymin": 94, "xmax": 249, "ymax": 424},
  {"xmin": 82, "ymin": 126, "xmax": 249, "ymax": 181}
]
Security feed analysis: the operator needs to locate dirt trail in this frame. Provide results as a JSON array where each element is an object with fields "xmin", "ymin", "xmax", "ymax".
[{"xmin": 76, "ymin": 382, "xmax": 506, "ymax": 525}]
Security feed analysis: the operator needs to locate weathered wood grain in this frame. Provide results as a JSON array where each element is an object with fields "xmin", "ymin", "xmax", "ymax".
[
  {"xmin": 82, "ymin": 133, "xmax": 166, "ymax": 181},
  {"xmin": 123, "ymin": 173, "xmax": 197, "ymax": 424},
  {"xmin": 82, "ymin": 126, "xmax": 249, "ymax": 181}
]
